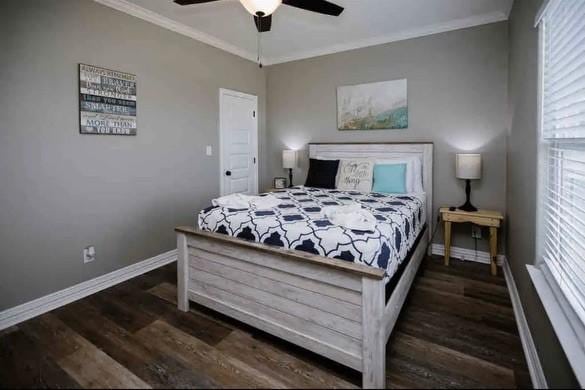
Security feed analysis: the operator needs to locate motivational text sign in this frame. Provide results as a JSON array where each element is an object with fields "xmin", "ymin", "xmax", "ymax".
[{"xmin": 79, "ymin": 64, "xmax": 137, "ymax": 135}]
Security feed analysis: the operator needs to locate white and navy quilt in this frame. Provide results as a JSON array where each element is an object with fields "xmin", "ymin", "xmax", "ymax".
[{"xmin": 198, "ymin": 187, "xmax": 426, "ymax": 281}]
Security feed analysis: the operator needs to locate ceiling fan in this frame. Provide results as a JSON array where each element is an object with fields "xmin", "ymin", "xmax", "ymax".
[{"xmin": 173, "ymin": 0, "xmax": 344, "ymax": 33}]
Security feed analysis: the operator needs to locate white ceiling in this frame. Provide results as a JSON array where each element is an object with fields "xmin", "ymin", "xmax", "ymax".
[{"xmin": 98, "ymin": 0, "xmax": 513, "ymax": 65}]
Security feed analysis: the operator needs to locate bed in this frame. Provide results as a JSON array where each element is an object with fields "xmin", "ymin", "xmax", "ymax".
[{"xmin": 175, "ymin": 143, "xmax": 433, "ymax": 388}]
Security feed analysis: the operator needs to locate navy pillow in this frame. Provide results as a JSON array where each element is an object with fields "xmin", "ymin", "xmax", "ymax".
[{"xmin": 305, "ymin": 159, "xmax": 340, "ymax": 189}]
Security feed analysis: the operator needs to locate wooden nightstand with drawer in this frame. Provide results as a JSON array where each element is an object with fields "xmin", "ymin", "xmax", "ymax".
[{"xmin": 440, "ymin": 207, "xmax": 504, "ymax": 276}]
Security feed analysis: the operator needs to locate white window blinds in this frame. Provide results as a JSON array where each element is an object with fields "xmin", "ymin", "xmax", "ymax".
[
  {"xmin": 542, "ymin": 0, "xmax": 585, "ymax": 140},
  {"xmin": 540, "ymin": 0, "xmax": 585, "ymax": 326}
]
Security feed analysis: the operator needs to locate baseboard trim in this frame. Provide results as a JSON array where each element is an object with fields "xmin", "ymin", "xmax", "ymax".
[
  {"xmin": 0, "ymin": 249, "xmax": 177, "ymax": 331},
  {"xmin": 431, "ymin": 243, "xmax": 505, "ymax": 265},
  {"xmin": 432, "ymin": 243, "xmax": 547, "ymax": 388},
  {"xmin": 503, "ymin": 259, "xmax": 548, "ymax": 389}
]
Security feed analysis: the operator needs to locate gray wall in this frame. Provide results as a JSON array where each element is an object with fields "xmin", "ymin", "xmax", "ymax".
[
  {"xmin": 0, "ymin": 0, "xmax": 266, "ymax": 310},
  {"xmin": 506, "ymin": 0, "xmax": 578, "ymax": 387},
  {"xmin": 264, "ymin": 22, "xmax": 509, "ymax": 252},
  {"xmin": 2, "ymin": 6, "xmax": 577, "ymax": 386}
]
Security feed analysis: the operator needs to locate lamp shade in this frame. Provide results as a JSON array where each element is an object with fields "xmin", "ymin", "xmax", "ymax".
[
  {"xmin": 239, "ymin": 0, "xmax": 282, "ymax": 16},
  {"xmin": 282, "ymin": 150, "xmax": 297, "ymax": 169},
  {"xmin": 456, "ymin": 154, "xmax": 482, "ymax": 180}
]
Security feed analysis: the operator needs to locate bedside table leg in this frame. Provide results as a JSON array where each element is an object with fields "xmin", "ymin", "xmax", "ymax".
[
  {"xmin": 444, "ymin": 221, "xmax": 452, "ymax": 266},
  {"xmin": 490, "ymin": 227, "xmax": 497, "ymax": 276}
]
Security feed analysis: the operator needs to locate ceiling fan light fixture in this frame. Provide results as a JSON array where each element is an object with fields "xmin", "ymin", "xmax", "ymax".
[{"xmin": 239, "ymin": 0, "xmax": 282, "ymax": 16}]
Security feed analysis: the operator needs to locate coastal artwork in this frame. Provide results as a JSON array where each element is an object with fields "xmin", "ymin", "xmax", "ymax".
[
  {"xmin": 79, "ymin": 64, "xmax": 137, "ymax": 135},
  {"xmin": 337, "ymin": 79, "xmax": 408, "ymax": 130}
]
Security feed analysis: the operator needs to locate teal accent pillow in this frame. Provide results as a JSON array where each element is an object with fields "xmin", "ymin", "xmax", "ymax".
[{"xmin": 372, "ymin": 164, "xmax": 408, "ymax": 194}]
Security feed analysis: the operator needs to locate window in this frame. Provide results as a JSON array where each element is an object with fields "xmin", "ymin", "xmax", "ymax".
[{"xmin": 532, "ymin": 0, "xmax": 585, "ymax": 384}]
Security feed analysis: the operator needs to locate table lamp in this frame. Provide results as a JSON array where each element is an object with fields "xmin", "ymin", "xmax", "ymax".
[
  {"xmin": 456, "ymin": 153, "xmax": 481, "ymax": 212},
  {"xmin": 282, "ymin": 150, "xmax": 297, "ymax": 188}
]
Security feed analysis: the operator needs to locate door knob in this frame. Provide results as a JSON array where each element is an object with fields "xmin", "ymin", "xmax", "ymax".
[{"xmin": 225, "ymin": 170, "xmax": 232, "ymax": 176}]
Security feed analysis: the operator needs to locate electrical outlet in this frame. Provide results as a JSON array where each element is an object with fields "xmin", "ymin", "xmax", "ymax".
[
  {"xmin": 471, "ymin": 226, "xmax": 482, "ymax": 239},
  {"xmin": 83, "ymin": 246, "xmax": 96, "ymax": 263}
]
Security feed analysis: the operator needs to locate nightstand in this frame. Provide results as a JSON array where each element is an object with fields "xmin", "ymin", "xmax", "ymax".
[{"xmin": 440, "ymin": 207, "xmax": 504, "ymax": 276}]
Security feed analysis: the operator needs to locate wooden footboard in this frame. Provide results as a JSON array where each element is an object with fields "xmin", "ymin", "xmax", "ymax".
[{"xmin": 175, "ymin": 226, "xmax": 427, "ymax": 388}]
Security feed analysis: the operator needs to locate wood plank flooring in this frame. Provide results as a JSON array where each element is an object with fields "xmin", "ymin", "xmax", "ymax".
[{"xmin": 0, "ymin": 256, "xmax": 532, "ymax": 389}]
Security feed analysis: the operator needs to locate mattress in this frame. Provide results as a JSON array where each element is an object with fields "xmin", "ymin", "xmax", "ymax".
[{"xmin": 198, "ymin": 187, "xmax": 426, "ymax": 281}]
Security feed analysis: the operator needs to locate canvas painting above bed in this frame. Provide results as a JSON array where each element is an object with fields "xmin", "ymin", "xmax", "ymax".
[{"xmin": 337, "ymin": 79, "xmax": 408, "ymax": 130}]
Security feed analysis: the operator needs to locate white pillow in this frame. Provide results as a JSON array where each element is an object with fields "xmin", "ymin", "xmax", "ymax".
[
  {"xmin": 411, "ymin": 156, "xmax": 424, "ymax": 193},
  {"xmin": 336, "ymin": 159, "xmax": 374, "ymax": 192},
  {"xmin": 375, "ymin": 156, "xmax": 423, "ymax": 193}
]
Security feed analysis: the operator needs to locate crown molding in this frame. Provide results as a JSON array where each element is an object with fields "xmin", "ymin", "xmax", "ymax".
[
  {"xmin": 534, "ymin": 0, "xmax": 551, "ymax": 27},
  {"xmin": 263, "ymin": 11, "xmax": 509, "ymax": 65},
  {"xmin": 94, "ymin": 0, "xmax": 508, "ymax": 67},
  {"xmin": 93, "ymin": 0, "xmax": 258, "ymax": 63},
  {"xmin": 505, "ymin": 0, "xmax": 515, "ymax": 18}
]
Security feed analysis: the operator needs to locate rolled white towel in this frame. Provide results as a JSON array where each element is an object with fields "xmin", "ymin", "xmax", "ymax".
[
  {"xmin": 321, "ymin": 203, "xmax": 377, "ymax": 232},
  {"xmin": 212, "ymin": 193, "xmax": 282, "ymax": 210},
  {"xmin": 251, "ymin": 194, "xmax": 282, "ymax": 210},
  {"xmin": 212, "ymin": 193, "xmax": 252, "ymax": 209}
]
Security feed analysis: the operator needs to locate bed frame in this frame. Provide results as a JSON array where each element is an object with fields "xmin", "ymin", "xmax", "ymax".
[{"xmin": 175, "ymin": 143, "xmax": 433, "ymax": 388}]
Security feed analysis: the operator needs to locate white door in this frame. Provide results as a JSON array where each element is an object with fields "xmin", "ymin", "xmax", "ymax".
[{"xmin": 219, "ymin": 89, "xmax": 258, "ymax": 196}]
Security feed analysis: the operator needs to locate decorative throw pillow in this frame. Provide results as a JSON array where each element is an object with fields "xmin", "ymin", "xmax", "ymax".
[
  {"xmin": 372, "ymin": 163, "xmax": 407, "ymax": 194},
  {"xmin": 375, "ymin": 157, "xmax": 423, "ymax": 193},
  {"xmin": 336, "ymin": 160, "xmax": 374, "ymax": 192},
  {"xmin": 305, "ymin": 158, "xmax": 340, "ymax": 189}
]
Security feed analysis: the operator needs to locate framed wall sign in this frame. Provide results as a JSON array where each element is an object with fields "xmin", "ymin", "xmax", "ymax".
[
  {"xmin": 273, "ymin": 177, "xmax": 287, "ymax": 189},
  {"xmin": 79, "ymin": 64, "xmax": 137, "ymax": 135}
]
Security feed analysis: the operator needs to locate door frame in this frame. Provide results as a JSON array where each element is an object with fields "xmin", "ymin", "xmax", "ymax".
[{"xmin": 218, "ymin": 88, "xmax": 259, "ymax": 196}]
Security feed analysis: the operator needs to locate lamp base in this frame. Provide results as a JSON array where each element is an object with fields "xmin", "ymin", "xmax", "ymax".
[
  {"xmin": 458, "ymin": 179, "xmax": 478, "ymax": 212},
  {"xmin": 458, "ymin": 201, "xmax": 478, "ymax": 212},
  {"xmin": 288, "ymin": 168, "xmax": 294, "ymax": 188}
]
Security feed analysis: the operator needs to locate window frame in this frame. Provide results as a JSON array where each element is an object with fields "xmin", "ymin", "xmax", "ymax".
[{"xmin": 530, "ymin": 1, "xmax": 585, "ymax": 385}]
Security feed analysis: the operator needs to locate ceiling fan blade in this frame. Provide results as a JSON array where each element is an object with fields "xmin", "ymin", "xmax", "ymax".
[
  {"xmin": 174, "ymin": 0, "xmax": 221, "ymax": 5},
  {"xmin": 282, "ymin": 0, "xmax": 343, "ymax": 16},
  {"xmin": 254, "ymin": 14, "xmax": 272, "ymax": 32}
]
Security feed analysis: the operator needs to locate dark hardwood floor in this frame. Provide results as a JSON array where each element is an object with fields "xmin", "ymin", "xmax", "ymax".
[{"xmin": 0, "ymin": 256, "xmax": 532, "ymax": 389}]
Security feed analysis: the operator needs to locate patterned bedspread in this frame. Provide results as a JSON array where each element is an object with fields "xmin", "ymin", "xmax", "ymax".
[{"xmin": 198, "ymin": 187, "xmax": 426, "ymax": 281}]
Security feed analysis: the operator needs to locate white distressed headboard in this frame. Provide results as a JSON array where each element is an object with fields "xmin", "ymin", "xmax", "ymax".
[{"xmin": 309, "ymin": 142, "xmax": 434, "ymax": 244}]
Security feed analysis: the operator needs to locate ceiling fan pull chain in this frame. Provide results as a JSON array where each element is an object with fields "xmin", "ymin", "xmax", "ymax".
[{"xmin": 257, "ymin": 28, "xmax": 263, "ymax": 68}]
